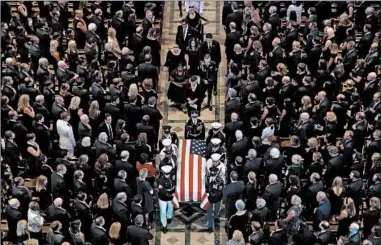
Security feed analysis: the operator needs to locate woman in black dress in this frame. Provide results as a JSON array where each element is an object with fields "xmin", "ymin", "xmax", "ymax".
[
  {"xmin": 136, "ymin": 168, "xmax": 154, "ymax": 229},
  {"xmin": 135, "ymin": 133, "xmax": 153, "ymax": 161},
  {"xmin": 66, "ymin": 40, "xmax": 79, "ymax": 72},
  {"xmin": 33, "ymin": 175, "xmax": 52, "ymax": 212},
  {"xmin": 186, "ymin": 6, "xmax": 204, "ymax": 32},
  {"xmin": 143, "ymin": 28, "xmax": 161, "ymax": 67},
  {"xmin": 73, "ymin": 10, "xmax": 87, "ymax": 49},
  {"xmin": 185, "ymin": 37, "xmax": 201, "ymax": 75},
  {"xmin": 167, "ymin": 65, "xmax": 189, "ymax": 109},
  {"xmin": 327, "ymin": 176, "xmax": 345, "ymax": 218},
  {"xmin": 69, "ymin": 96, "xmax": 82, "ymax": 141},
  {"xmin": 185, "ymin": 75, "xmax": 204, "ymax": 116},
  {"xmin": 95, "ymin": 193, "xmax": 113, "ymax": 230},
  {"xmin": 26, "ymin": 133, "xmax": 43, "ymax": 177},
  {"xmin": 164, "ymin": 44, "xmax": 186, "ymax": 75},
  {"xmin": 227, "ymin": 200, "xmax": 250, "ymax": 241},
  {"xmin": 115, "ymin": 119, "xmax": 127, "ymax": 141},
  {"xmin": 141, "ymin": 78, "xmax": 158, "ymax": 104},
  {"xmin": 336, "ymin": 197, "xmax": 357, "ymax": 239},
  {"xmin": 278, "ymin": 98, "xmax": 295, "ymax": 137}
]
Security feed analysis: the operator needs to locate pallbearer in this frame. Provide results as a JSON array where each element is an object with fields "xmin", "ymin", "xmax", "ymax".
[
  {"xmin": 206, "ymin": 138, "xmax": 226, "ymax": 162},
  {"xmin": 157, "ymin": 165, "xmax": 176, "ymax": 233},
  {"xmin": 159, "ymin": 139, "xmax": 178, "ymax": 169},
  {"xmin": 206, "ymin": 121, "xmax": 225, "ymax": 145},
  {"xmin": 159, "ymin": 125, "xmax": 179, "ymax": 150},
  {"xmin": 185, "ymin": 110, "xmax": 205, "ymax": 140}
]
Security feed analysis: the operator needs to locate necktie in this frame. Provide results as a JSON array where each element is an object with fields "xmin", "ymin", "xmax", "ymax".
[
  {"xmin": 208, "ymin": 43, "xmax": 211, "ymax": 50},
  {"xmin": 108, "ymin": 124, "xmax": 113, "ymax": 140},
  {"xmin": 183, "ymin": 28, "xmax": 187, "ymax": 40}
]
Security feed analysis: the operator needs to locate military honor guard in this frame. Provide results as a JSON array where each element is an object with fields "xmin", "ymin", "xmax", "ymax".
[
  {"xmin": 206, "ymin": 138, "xmax": 226, "ymax": 162},
  {"xmin": 205, "ymin": 153, "xmax": 225, "ymax": 232},
  {"xmin": 185, "ymin": 110, "xmax": 205, "ymax": 140},
  {"xmin": 159, "ymin": 125, "xmax": 179, "ymax": 150},
  {"xmin": 159, "ymin": 140, "xmax": 178, "ymax": 170},
  {"xmin": 206, "ymin": 121, "xmax": 225, "ymax": 145},
  {"xmin": 206, "ymin": 153, "xmax": 226, "ymax": 181},
  {"xmin": 157, "ymin": 165, "xmax": 176, "ymax": 233},
  {"xmin": 199, "ymin": 54, "xmax": 218, "ymax": 110}
]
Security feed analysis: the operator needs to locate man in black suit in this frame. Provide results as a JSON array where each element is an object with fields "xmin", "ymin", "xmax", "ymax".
[
  {"xmin": 112, "ymin": 192, "xmax": 131, "ymax": 238},
  {"xmin": 91, "ymin": 73, "xmax": 107, "ymax": 109},
  {"xmin": 91, "ymin": 216, "xmax": 109, "ymax": 245},
  {"xmin": 124, "ymin": 97, "xmax": 143, "ymax": 140},
  {"xmin": 84, "ymin": 38, "xmax": 99, "ymax": 64},
  {"xmin": 86, "ymin": 23, "xmax": 103, "ymax": 52},
  {"xmin": 346, "ymin": 170, "xmax": 363, "ymax": 214},
  {"xmin": 305, "ymin": 22, "xmax": 319, "ymax": 52},
  {"xmin": 136, "ymin": 115, "xmax": 157, "ymax": 148},
  {"xmin": 367, "ymin": 173, "xmax": 381, "ymax": 200},
  {"xmin": 263, "ymin": 174, "xmax": 282, "ymax": 221},
  {"xmin": 142, "ymin": 10, "xmax": 155, "ymax": 38},
  {"xmin": 261, "ymin": 23, "xmax": 273, "ymax": 55},
  {"xmin": 231, "ymin": 130, "xmax": 248, "ymax": 162},
  {"xmin": 33, "ymin": 95, "xmax": 50, "ymax": 127},
  {"xmin": 313, "ymin": 91, "xmax": 330, "ymax": 125},
  {"xmin": 314, "ymin": 221, "xmax": 332, "ymax": 245},
  {"xmin": 90, "ymin": 8, "xmax": 106, "ymax": 41},
  {"xmin": 51, "ymin": 164, "xmax": 70, "ymax": 203},
  {"xmin": 267, "ymin": 37, "xmax": 284, "ymax": 71},
  {"xmin": 313, "ymin": 192, "xmax": 331, "ymax": 231},
  {"xmin": 307, "ymin": 36, "xmax": 322, "ymax": 75},
  {"xmin": 244, "ymin": 149, "xmax": 263, "ymax": 177},
  {"xmin": 366, "ymin": 130, "xmax": 381, "ymax": 169},
  {"xmin": 176, "ymin": 18, "xmax": 200, "ymax": 51},
  {"xmin": 224, "ymin": 113, "xmax": 244, "ymax": 149},
  {"xmin": 98, "ymin": 113, "xmax": 115, "ymax": 144},
  {"xmin": 131, "ymin": 27, "xmax": 144, "ymax": 60},
  {"xmin": 223, "ymin": 171, "xmax": 245, "ymax": 220},
  {"xmin": 297, "ymin": 112, "xmax": 315, "ymax": 146},
  {"xmin": 364, "ymin": 43, "xmax": 379, "ymax": 74},
  {"xmin": 6, "ymin": 111, "xmax": 28, "ymax": 149},
  {"xmin": 142, "ymin": 96, "xmax": 163, "ymax": 137},
  {"xmin": 268, "ymin": 219, "xmax": 287, "ymax": 245},
  {"xmin": 3, "ymin": 131, "xmax": 22, "ymax": 177},
  {"xmin": 104, "ymin": 96, "xmax": 121, "ymax": 128},
  {"xmin": 326, "ymin": 146, "xmax": 344, "ymax": 184},
  {"xmin": 342, "ymin": 41, "xmax": 358, "ymax": 76},
  {"xmin": 224, "ymin": 22, "xmax": 240, "ymax": 63},
  {"xmin": 50, "ymin": 10, "xmax": 64, "ymax": 35},
  {"xmin": 94, "ymin": 132, "xmax": 117, "ymax": 160},
  {"xmin": 56, "ymin": 61, "xmax": 78, "ymax": 85},
  {"xmin": 267, "ymin": 5, "xmax": 279, "ymax": 36},
  {"xmin": 357, "ymin": 24, "xmax": 373, "ymax": 58},
  {"xmin": 116, "ymin": 151, "xmax": 137, "ymax": 190},
  {"xmin": 46, "ymin": 198, "xmax": 71, "ymax": 235},
  {"xmin": 111, "ymin": 10, "xmax": 126, "ymax": 45},
  {"xmin": 73, "ymin": 193, "xmax": 92, "ymax": 238},
  {"xmin": 138, "ymin": 54, "xmax": 159, "ymax": 87},
  {"xmin": 33, "ymin": 114, "xmax": 51, "ymax": 155},
  {"xmin": 114, "ymin": 170, "xmax": 133, "ymax": 197},
  {"xmin": 201, "ymin": 33, "xmax": 221, "ymax": 67},
  {"xmin": 126, "ymin": 214, "xmax": 153, "ymax": 245},
  {"xmin": 6, "ymin": 198, "xmax": 22, "ymax": 243},
  {"xmin": 224, "ymin": 2, "xmax": 243, "ymax": 34},
  {"xmin": 283, "ymin": 23, "xmax": 299, "ymax": 53}
]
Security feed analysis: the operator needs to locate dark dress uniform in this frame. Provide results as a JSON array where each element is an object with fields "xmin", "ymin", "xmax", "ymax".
[
  {"xmin": 205, "ymin": 165, "xmax": 225, "ymax": 231},
  {"xmin": 206, "ymin": 129, "xmax": 225, "ymax": 145},
  {"xmin": 157, "ymin": 166, "xmax": 176, "ymax": 230},
  {"xmin": 159, "ymin": 126, "xmax": 179, "ymax": 150},
  {"xmin": 199, "ymin": 60, "xmax": 218, "ymax": 107},
  {"xmin": 205, "ymin": 143, "xmax": 226, "ymax": 163},
  {"xmin": 185, "ymin": 118, "xmax": 205, "ymax": 140}
]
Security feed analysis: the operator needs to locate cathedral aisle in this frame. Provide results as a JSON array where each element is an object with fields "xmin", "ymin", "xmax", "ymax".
[{"xmin": 154, "ymin": 1, "xmax": 228, "ymax": 245}]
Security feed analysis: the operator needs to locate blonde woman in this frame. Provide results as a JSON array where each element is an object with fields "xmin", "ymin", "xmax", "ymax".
[
  {"xmin": 96, "ymin": 193, "xmax": 112, "ymax": 229},
  {"xmin": 34, "ymin": 175, "xmax": 52, "ymax": 211},
  {"xmin": 323, "ymin": 27, "xmax": 335, "ymax": 60},
  {"xmin": 336, "ymin": 197, "xmax": 357, "ymax": 237},
  {"xmin": 107, "ymin": 27, "xmax": 123, "ymax": 59},
  {"xmin": 327, "ymin": 177, "xmax": 345, "ymax": 218},
  {"xmin": 109, "ymin": 222, "xmax": 122, "ymax": 245},
  {"xmin": 17, "ymin": 220, "xmax": 29, "ymax": 244},
  {"xmin": 89, "ymin": 100, "xmax": 102, "ymax": 140},
  {"xmin": 66, "ymin": 40, "xmax": 79, "ymax": 72},
  {"xmin": 328, "ymin": 43, "xmax": 340, "ymax": 70},
  {"xmin": 68, "ymin": 96, "xmax": 82, "ymax": 139},
  {"xmin": 137, "ymin": 168, "xmax": 154, "ymax": 229},
  {"xmin": 363, "ymin": 197, "xmax": 381, "ymax": 238},
  {"xmin": 135, "ymin": 133, "xmax": 152, "ymax": 160},
  {"xmin": 74, "ymin": 10, "xmax": 87, "ymax": 48},
  {"xmin": 299, "ymin": 95, "xmax": 313, "ymax": 115},
  {"xmin": 128, "ymin": 83, "xmax": 145, "ymax": 105},
  {"xmin": 18, "ymin": 94, "xmax": 35, "ymax": 130},
  {"xmin": 141, "ymin": 78, "xmax": 157, "ymax": 103}
]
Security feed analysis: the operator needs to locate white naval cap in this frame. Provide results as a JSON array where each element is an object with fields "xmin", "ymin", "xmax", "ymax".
[
  {"xmin": 211, "ymin": 138, "xmax": 221, "ymax": 145},
  {"xmin": 162, "ymin": 138, "xmax": 172, "ymax": 147},
  {"xmin": 161, "ymin": 165, "xmax": 173, "ymax": 174},
  {"xmin": 211, "ymin": 122, "xmax": 222, "ymax": 129},
  {"xmin": 211, "ymin": 153, "xmax": 221, "ymax": 162}
]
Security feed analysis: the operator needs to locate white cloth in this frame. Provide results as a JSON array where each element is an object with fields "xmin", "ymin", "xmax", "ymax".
[
  {"xmin": 206, "ymin": 159, "xmax": 226, "ymax": 182},
  {"xmin": 185, "ymin": 1, "xmax": 204, "ymax": 14},
  {"xmin": 286, "ymin": 4, "xmax": 303, "ymax": 24},
  {"xmin": 28, "ymin": 209, "xmax": 44, "ymax": 233},
  {"xmin": 159, "ymin": 144, "xmax": 179, "ymax": 162},
  {"xmin": 261, "ymin": 126, "xmax": 275, "ymax": 145},
  {"xmin": 56, "ymin": 119, "xmax": 76, "ymax": 151}
]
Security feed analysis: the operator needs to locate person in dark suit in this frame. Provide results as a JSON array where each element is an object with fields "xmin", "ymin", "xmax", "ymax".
[
  {"xmin": 136, "ymin": 115, "xmax": 157, "ymax": 148},
  {"xmin": 124, "ymin": 97, "xmax": 143, "ymax": 140},
  {"xmin": 313, "ymin": 191, "xmax": 331, "ymax": 231},
  {"xmin": 265, "ymin": 148, "xmax": 284, "ymax": 180},
  {"xmin": 142, "ymin": 10, "xmax": 155, "ymax": 38},
  {"xmin": 346, "ymin": 170, "xmax": 363, "ymax": 214},
  {"xmin": 305, "ymin": 22, "xmax": 319, "ymax": 52},
  {"xmin": 114, "ymin": 170, "xmax": 133, "ymax": 198},
  {"xmin": 51, "ymin": 164, "xmax": 69, "ymax": 201},
  {"xmin": 91, "ymin": 73, "xmax": 107, "ymax": 109},
  {"xmin": 84, "ymin": 38, "xmax": 99, "ymax": 64},
  {"xmin": 138, "ymin": 54, "xmax": 159, "ymax": 87},
  {"xmin": 224, "ymin": 2, "xmax": 243, "ymax": 34},
  {"xmin": 3, "ymin": 131, "xmax": 23, "ymax": 177},
  {"xmin": 225, "ymin": 88, "xmax": 241, "ymax": 123},
  {"xmin": 131, "ymin": 27, "xmax": 144, "ymax": 60},
  {"xmin": 94, "ymin": 132, "xmax": 117, "ymax": 160},
  {"xmin": 98, "ymin": 114, "xmax": 115, "ymax": 144},
  {"xmin": 90, "ymin": 216, "xmax": 109, "ymax": 245},
  {"xmin": 283, "ymin": 23, "xmax": 299, "ymax": 53},
  {"xmin": 366, "ymin": 130, "xmax": 381, "ymax": 169},
  {"xmin": 231, "ymin": 130, "xmax": 248, "ymax": 162},
  {"xmin": 224, "ymin": 22, "xmax": 241, "ymax": 63},
  {"xmin": 304, "ymin": 173, "xmax": 324, "ymax": 216},
  {"xmin": 314, "ymin": 221, "xmax": 332, "ymax": 245},
  {"xmin": 6, "ymin": 198, "xmax": 22, "ymax": 244},
  {"xmin": 251, "ymin": 198, "xmax": 269, "ymax": 226},
  {"xmin": 267, "ymin": 5, "xmax": 280, "ymax": 36},
  {"xmin": 342, "ymin": 41, "xmax": 358, "ymax": 76},
  {"xmin": 112, "ymin": 192, "xmax": 131, "ymax": 239},
  {"xmin": 130, "ymin": 195, "xmax": 144, "ymax": 220},
  {"xmin": 33, "ymin": 114, "xmax": 51, "ymax": 155},
  {"xmin": 33, "ymin": 95, "xmax": 50, "ymax": 126},
  {"xmin": 175, "ymin": 18, "xmax": 200, "ymax": 51},
  {"xmin": 201, "ymin": 33, "xmax": 221, "ymax": 66},
  {"xmin": 244, "ymin": 149, "xmax": 263, "ymax": 177},
  {"xmin": 261, "ymin": 23, "xmax": 274, "ymax": 55},
  {"xmin": 268, "ymin": 219, "xmax": 287, "ymax": 245},
  {"xmin": 263, "ymin": 174, "xmax": 282, "ymax": 221},
  {"xmin": 307, "ymin": 36, "xmax": 322, "ymax": 75},
  {"xmin": 364, "ymin": 43, "xmax": 379, "ymax": 74},
  {"xmin": 184, "ymin": 110, "xmax": 205, "ymax": 140},
  {"xmin": 267, "ymin": 37, "xmax": 284, "ymax": 71},
  {"xmin": 115, "ymin": 151, "xmax": 137, "ymax": 189},
  {"xmin": 126, "ymin": 214, "xmax": 153, "ymax": 245},
  {"xmin": 367, "ymin": 173, "xmax": 381, "ymax": 200},
  {"xmin": 73, "ymin": 170, "xmax": 88, "ymax": 195},
  {"xmin": 357, "ymin": 24, "xmax": 373, "ymax": 58},
  {"xmin": 223, "ymin": 171, "xmax": 245, "ymax": 220},
  {"xmin": 292, "ymin": 221, "xmax": 316, "ymax": 245},
  {"xmin": 142, "ymin": 97, "xmax": 163, "ymax": 138},
  {"xmin": 46, "ymin": 198, "xmax": 71, "ymax": 235},
  {"xmin": 111, "ymin": 10, "xmax": 126, "ymax": 45},
  {"xmin": 73, "ymin": 192, "xmax": 92, "ymax": 237},
  {"xmin": 313, "ymin": 91, "xmax": 330, "ymax": 125},
  {"xmin": 104, "ymin": 96, "xmax": 121, "ymax": 128}
]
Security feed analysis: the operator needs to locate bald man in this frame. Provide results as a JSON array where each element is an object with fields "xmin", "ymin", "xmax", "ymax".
[{"xmin": 47, "ymin": 198, "xmax": 71, "ymax": 235}]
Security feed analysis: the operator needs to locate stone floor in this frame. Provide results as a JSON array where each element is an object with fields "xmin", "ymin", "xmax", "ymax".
[{"xmin": 152, "ymin": 1, "xmax": 228, "ymax": 244}]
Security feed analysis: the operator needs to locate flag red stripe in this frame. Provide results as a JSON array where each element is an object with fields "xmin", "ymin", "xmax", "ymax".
[
  {"xmin": 180, "ymin": 140, "xmax": 187, "ymax": 201},
  {"xmin": 189, "ymin": 152, "xmax": 194, "ymax": 200},
  {"xmin": 197, "ymin": 155, "xmax": 202, "ymax": 200}
]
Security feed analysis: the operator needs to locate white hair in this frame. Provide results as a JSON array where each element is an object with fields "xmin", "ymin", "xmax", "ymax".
[
  {"xmin": 5, "ymin": 57, "xmax": 14, "ymax": 65},
  {"xmin": 300, "ymin": 112, "xmax": 310, "ymax": 121},
  {"xmin": 8, "ymin": 198, "xmax": 19, "ymax": 208},
  {"xmin": 256, "ymin": 198, "xmax": 266, "ymax": 208},
  {"xmin": 98, "ymin": 132, "xmax": 108, "ymax": 143},
  {"xmin": 291, "ymin": 195, "xmax": 302, "ymax": 205},
  {"xmin": 121, "ymin": 150, "xmax": 129, "ymax": 159},
  {"xmin": 235, "ymin": 130, "xmax": 243, "ymax": 140},
  {"xmin": 116, "ymin": 192, "xmax": 127, "ymax": 201},
  {"xmin": 80, "ymin": 114, "xmax": 89, "ymax": 123},
  {"xmin": 88, "ymin": 23, "xmax": 97, "ymax": 32},
  {"xmin": 317, "ymin": 191, "xmax": 326, "ymax": 201},
  {"xmin": 270, "ymin": 148, "xmax": 280, "ymax": 158},
  {"xmin": 57, "ymin": 60, "xmax": 66, "ymax": 68},
  {"xmin": 269, "ymin": 6, "xmax": 277, "ymax": 13},
  {"xmin": 291, "ymin": 154, "xmax": 303, "ymax": 164},
  {"xmin": 35, "ymin": 95, "xmax": 44, "ymax": 102},
  {"xmin": 269, "ymin": 174, "xmax": 278, "ymax": 183},
  {"xmin": 248, "ymin": 149, "xmax": 257, "ymax": 158},
  {"xmin": 54, "ymin": 198, "xmax": 63, "ymax": 207}
]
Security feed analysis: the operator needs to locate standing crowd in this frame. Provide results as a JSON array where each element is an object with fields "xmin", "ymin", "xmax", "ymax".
[{"xmin": 1, "ymin": 1, "xmax": 381, "ymax": 245}]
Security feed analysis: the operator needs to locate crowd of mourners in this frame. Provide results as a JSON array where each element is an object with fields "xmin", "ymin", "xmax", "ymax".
[{"xmin": 1, "ymin": 1, "xmax": 381, "ymax": 245}]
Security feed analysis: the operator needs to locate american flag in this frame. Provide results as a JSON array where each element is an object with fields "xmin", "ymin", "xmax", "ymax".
[{"xmin": 172, "ymin": 139, "xmax": 209, "ymax": 209}]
